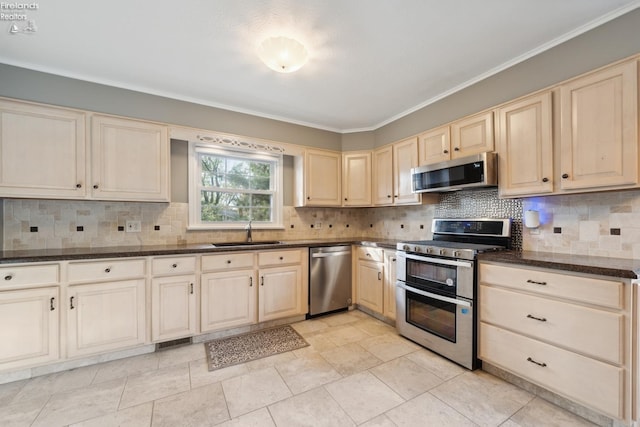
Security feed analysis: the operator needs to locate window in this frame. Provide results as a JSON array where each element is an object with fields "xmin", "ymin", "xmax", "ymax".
[{"xmin": 189, "ymin": 144, "xmax": 283, "ymax": 229}]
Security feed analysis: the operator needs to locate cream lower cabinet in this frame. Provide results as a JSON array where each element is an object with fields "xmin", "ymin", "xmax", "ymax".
[
  {"xmin": 66, "ymin": 258, "xmax": 147, "ymax": 358},
  {"xmin": 382, "ymin": 250, "xmax": 397, "ymax": 320},
  {"xmin": 201, "ymin": 269, "xmax": 257, "ymax": 332},
  {"xmin": 151, "ymin": 256, "xmax": 197, "ymax": 342},
  {"xmin": 356, "ymin": 246, "xmax": 384, "ymax": 313},
  {"xmin": 479, "ymin": 262, "xmax": 630, "ymax": 421},
  {"xmin": 67, "ymin": 279, "xmax": 146, "ymax": 358},
  {"xmin": 258, "ymin": 249, "xmax": 307, "ymax": 321},
  {"xmin": 0, "ymin": 286, "xmax": 60, "ymax": 371}
]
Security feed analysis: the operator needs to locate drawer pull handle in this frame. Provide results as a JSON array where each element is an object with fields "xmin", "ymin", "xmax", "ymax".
[
  {"xmin": 104, "ymin": 267, "xmax": 111, "ymax": 273},
  {"xmin": 172, "ymin": 263, "xmax": 178, "ymax": 268},
  {"xmin": 526, "ymin": 314, "xmax": 547, "ymax": 322},
  {"xmin": 70, "ymin": 296, "xmax": 75, "ymax": 310},
  {"xmin": 4, "ymin": 274, "xmax": 12, "ymax": 281},
  {"xmin": 190, "ymin": 283, "xmax": 194, "ymax": 294},
  {"xmin": 526, "ymin": 279, "xmax": 547, "ymax": 286},
  {"xmin": 260, "ymin": 276, "xmax": 264, "ymax": 286},
  {"xmin": 527, "ymin": 357, "xmax": 547, "ymax": 367},
  {"xmin": 249, "ymin": 277, "xmax": 253, "ymax": 287},
  {"xmin": 50, "ymin": 297, "xmax": 55, "ymax": 311},
  {"xmin": 378, "ymin": 271, "xmax": 382, "ymax": 281},
  {"xmin": 366, "ymin": 253, "xmax": 371, "ymax": 257}
]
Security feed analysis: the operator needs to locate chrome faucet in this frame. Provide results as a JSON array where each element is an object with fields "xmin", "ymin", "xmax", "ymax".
[{"xmin": 245, "ymin": 220, "xmax": 252, "ymax": 243}]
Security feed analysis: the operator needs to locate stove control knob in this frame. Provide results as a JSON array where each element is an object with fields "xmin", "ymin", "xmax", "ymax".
[
  {"xmin": 402, "ymin": 245, "xmax": 410, "ymax": 251},
  {"xmin": 413, "ymin": 246, "xmax": 421, "ymax": 253},
  {"xmin": 439, "ymin": 248, "xmax": 447, "ymax": 256},
  {"xmin": 425, "ymin": 247, "xmax": 432, "ymax": 254},
  {"xmin": 453, "ymin": 251, "xmax": 460, "ymax": 258}
]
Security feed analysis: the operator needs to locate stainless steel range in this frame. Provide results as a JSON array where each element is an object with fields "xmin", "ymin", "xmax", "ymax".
[{"xmin": 396, "ymin": 218, "xmax": 511, "ymax": 370}]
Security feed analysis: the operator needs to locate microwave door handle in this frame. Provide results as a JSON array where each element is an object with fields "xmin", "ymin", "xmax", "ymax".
[
  {"xmin": 400, "ymin": 253, "xmax": 473, "ymax": 269},
  {"xmin": 397, "ymin": 282, "xmax": 472, "ymax": 308}
]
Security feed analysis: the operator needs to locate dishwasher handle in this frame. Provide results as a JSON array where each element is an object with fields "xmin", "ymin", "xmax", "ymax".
[{"xmin": 311, "ymin": 251, "xmax": 352, "ymax": 258}]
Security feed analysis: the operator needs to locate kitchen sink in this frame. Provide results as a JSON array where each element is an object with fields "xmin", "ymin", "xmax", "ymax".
[{"xmin": 211, "ymin": 241, "xmax": 282, "ymax": 247}]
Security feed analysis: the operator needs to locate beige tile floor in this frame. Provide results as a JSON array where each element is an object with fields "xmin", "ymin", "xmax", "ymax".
[{"xmin": 0, "ymin": 310, "xmax": 597, "ymax": 427}]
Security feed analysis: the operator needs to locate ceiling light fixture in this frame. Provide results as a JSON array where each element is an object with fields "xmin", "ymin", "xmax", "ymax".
[{"xmin": 257, "ymin": 36, "xmax": 308, "ymax": 73}]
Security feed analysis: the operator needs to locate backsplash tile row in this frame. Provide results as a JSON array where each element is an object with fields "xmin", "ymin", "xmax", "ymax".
[{"xmin": 3, "ymin": 187, "xmax": 640, "ymax": 259}]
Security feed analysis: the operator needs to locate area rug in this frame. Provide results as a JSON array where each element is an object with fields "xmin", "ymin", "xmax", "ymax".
[{"xmin": 204, "ymin": 325, "xmax": 309, "ymax": 371}]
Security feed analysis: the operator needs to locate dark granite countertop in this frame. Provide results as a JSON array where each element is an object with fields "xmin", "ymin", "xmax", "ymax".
[
  {"xmin": 479, "ymin": 250, "xmax": 640, "ymax": 280},
  {"xmin": 0, "ymin": 238, "xmax": 399, "ymax": 264}
]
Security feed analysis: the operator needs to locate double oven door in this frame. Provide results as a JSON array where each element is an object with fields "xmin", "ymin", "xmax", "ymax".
[{"xmin": 396, "ymin": 252, "xmax": 477, "ymax": 369}]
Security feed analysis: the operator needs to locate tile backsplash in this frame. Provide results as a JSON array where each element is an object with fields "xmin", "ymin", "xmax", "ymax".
[{"xmin": 3, "ymin": 187, "xmax": 640, "ymax": 259}]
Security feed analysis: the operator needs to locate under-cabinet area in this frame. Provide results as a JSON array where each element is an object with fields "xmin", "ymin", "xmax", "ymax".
[
  {"xmin": 0, "ymin": 247, "xmax": 309, "ymax": 379},
  {"xmin": 478, "ymin": 261, "xmax": 633, "ymax": 422}
]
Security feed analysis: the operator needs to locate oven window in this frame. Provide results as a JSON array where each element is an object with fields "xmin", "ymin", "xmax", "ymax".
[
  {"xmin": 406, "ymin": 259, "xmax": 456, "ymax": 290},
  {"xmin": 407, "ymin": 289, "xmax": 456, "ymax": 342}
]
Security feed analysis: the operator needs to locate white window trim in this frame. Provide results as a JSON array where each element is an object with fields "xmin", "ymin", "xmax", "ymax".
[{"xmin": 188, "ymin": 141, "xmax": 284, "ymax": 230}]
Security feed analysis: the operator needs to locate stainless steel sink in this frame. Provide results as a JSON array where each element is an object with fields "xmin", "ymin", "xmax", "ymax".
[{"xmin": 211, "ymin": 241, "xmax": 282, "ymax": 247}]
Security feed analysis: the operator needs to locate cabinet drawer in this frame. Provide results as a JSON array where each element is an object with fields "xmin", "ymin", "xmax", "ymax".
[
  {"xmin": 68, "ymin": 259, "xmax": 146, "ymax": 283},
  {"xmin": 258, "ymin": 249, "xmax": 302, "ymax": 267},
  {"xmin": 480, "ymin": 285, "xmax": 623, "ymax": 364},
  {"xmin": 0, "ymin": 264, "xmax": 59, "ymax": 288},
  {"xmin": 479, "ymin": 323, "xmax": 623, "ymax": 419},
  {"xmin": 201, "ymin": 252, "xmax": 254, "ymax": 272},
  {"xmin": 152, "ymin": 256, "xmax": 197, "ymax": 276},
  {"xmin": 479, "ymin": 263, "xmax": 623, "ymax": 309},
  {"xmin": 357, "ymin": 246, "xmax": 383, "ymax": 262}
]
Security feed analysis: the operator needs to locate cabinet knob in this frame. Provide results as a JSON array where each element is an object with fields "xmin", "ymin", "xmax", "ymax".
[
  {"xmin": 93, "ymin": 184, "xmax": 99, "ymax": 189},
  {"xmin": 104, "ymin": 267, "xmax": 111, "ymax": 273},
  {"xmin": 70, "ymin": 296, "xmax": 75, "ymax": 310},
  {"xmin": 279, "ymin": 256, "xmax": 284, "ymax": 260},
  {"xmin": 76, "ymin": 183, "xmax": 82, "ymax": 188},
  {"xmin": 227, "ymin": 260, "xmax": 232, "ymax": 264},
  {"xmin": 4, "ymin": 274, "xmax": 12, "ymax": 281},
  {"xmin": 443, "ymin": 150, "xmax": 449, "ymax": 154},
  {"xmin": 394, "ymin": 195, "xmax": 398, "ymax": 198},
  {"xmin": 172, "ymin": 263, "xmax": 178, "ymax": 268},
  {"xmin": 190, "ymin": 283, "xmax": 194, "ymax": 294},
  {"xmin": 561, "ymin": 173, "xmax": 569, "ymax": 179},
  {"xmin": 260, "ymin": 276, "xmax": 264, "ymax": 286},
  {"xmin": 307, "ymin": 196, "xmax": 310, "ymax": 200},
  {"xmin": 454, "ymin": 147, "xmax": 460, "ymax": 151},
  {"xmin": 249, "ymin": 276, "xmax": 253, "ymax": 287},
  {"xmin": 387, "ymin": 195, "xmax": 391, "ymax": 198},
  {"xmin": 344, "ymin": 198, "xmax": 347, "ymax": 201},
  {"xmin": 542, "ymin": 177, "xmax": 549, "ymax": 182},
  {"xmin": 50, "ymin": 297, "xmax": 55, "ymax": 311}
]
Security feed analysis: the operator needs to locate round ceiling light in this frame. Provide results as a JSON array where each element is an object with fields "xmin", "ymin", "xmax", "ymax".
[{"xmin": 257, "ymin": 36, "xmax": 308, "ymax": 73}]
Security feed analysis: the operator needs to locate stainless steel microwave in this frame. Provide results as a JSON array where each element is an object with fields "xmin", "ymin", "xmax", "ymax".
[{"xmin": 411, "ymin": 152, "xmax": 497, "ymax": 193}]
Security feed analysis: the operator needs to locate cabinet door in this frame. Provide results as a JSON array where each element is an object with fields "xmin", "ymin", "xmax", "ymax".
[
  {"xmin": 393, "ymin": 137, "xmax": 421, "ymax": 205},
  {"xmin": 302, "ymin": 148, "xmax": 341, "ymax": 206},
  {"xmin": 497, "ymin": 92, "xmax": 553, "ymax": 197},
  {"xmin": 67, "ymin": 279, "xmax": 146, "ymax": 358},
  {"xmin": 383, "ymin": 251, "xmax": 397, "ymax": 320},
  {"xmin": 418, "ymin": 126, "xmax": 450, "ymax": 166},
  {"xmin": 0, "ymin": 100, "xmax": 86, "ymax": 198},
  {"xmin": 0, "ymin": 287, "xmax": 59, "ymax": 371},
  {"xmin": 373, "ymin": 146, "xmax": 394, "ymax": 206},
  {"xmin": 357, "ymin": 260, "xmax": 383, "ymax": 313},
  {"xmin": 342, "ymin": 152, "xmax": 372, "ymax": 206},
  {"xmin": 451, "ymin": 111, "xmax": 494, "ymax": 158},
  {"xmin": 91, "ymin": 115, "xmax": 169, "ymax": 201},
  {"xmin": 560, "ymin": 60, "xmax": 638, "ymax": 190},
  {"xmin": 201, "ymin": 270, "xmax": 256, "ymax": 332},
  {"xmin": 151, "ymin": 275, "xmax": 197, "ymax": 342},
  {"xmin": 259, "ymin": 265, "xmax": 303, "ymax": 321}
]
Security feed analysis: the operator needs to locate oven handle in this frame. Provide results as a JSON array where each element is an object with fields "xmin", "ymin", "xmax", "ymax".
[
  {"xmin": 399, "ymin": 252, "xmax": 473, "ymax": 269},
  {"xmin": 397, "ymin": 281, "xmax": 472, "ymax": 308}
]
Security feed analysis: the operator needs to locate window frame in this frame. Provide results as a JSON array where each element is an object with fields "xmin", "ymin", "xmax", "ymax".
[{"xmin": 188, "ymin": 142, "xmax": 284, "ymax": 230}]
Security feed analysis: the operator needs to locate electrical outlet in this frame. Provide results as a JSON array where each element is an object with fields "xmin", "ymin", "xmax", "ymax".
[
  {"xmin": 314, "ymin": 222, "xmax": 322, "ymax": 229},
  {"xmin": 126, "ymin": 220, "xmax": 142, "ymax": 233}
]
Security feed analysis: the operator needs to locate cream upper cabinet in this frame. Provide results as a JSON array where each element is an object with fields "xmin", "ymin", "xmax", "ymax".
[
  {"xmin": 451, "ymin": 110, "xmax": 494, "ymax": 158},
  {"xmin": 295, "ymin": 148, "xmax": 342, "ymax": 207},
  {"xmin": 393, "ymin": 137, "xmax": 421, "ymax": 205},
  {"xmin": 91, "ymin": 115, "xmax": 170, "ymax": 201},
  {"xmin": 342, "ymin": 151, "xmax": 372, "ymax": 206},
  {"xmin": 559, "ymin": 60, "xmax": 638, "ymax": 191},
  {"xmin": 418, "ymin": 125, "xmax": 450, "ymax": 166},
  {"xmin": 372, "ymin": 145, "xmax": 394, "ymax": 206},
  {"xmin": 0, "ymin": 99, "xmax": 86, "ymax": 199},
  {"xmin": 497, "ymin": 92, "xmax": 554, "ymax": 197}
]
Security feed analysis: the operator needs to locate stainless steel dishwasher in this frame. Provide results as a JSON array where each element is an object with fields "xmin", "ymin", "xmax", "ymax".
[{"xmin": 308, "ymin": 245, "xmax": 352, "ymax": 317}]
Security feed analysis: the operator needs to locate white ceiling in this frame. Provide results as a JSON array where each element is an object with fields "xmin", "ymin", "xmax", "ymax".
[{"xmin": 2, "ymin": 0, "xmax": 640, "ymax": 132}]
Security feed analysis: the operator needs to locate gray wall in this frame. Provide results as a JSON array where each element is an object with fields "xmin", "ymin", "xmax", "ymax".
[
  {"xmin": 0, "ymin": 65, "xmax": 342, "ymax": 151},
  {"xmin": 374, "ymin": 7, "xmax": 640, "ymax": 146}
]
